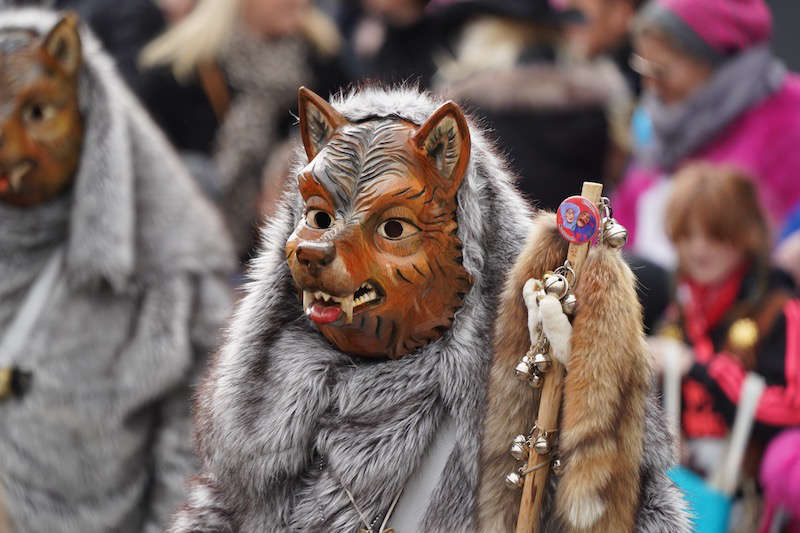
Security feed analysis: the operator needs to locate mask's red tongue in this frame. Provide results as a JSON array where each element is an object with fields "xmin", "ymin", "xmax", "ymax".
[{"xmin": 309, "ymin": 303, "xmax": 342, "ymax": 324}]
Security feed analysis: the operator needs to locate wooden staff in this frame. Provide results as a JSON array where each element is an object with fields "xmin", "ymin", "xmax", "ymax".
[{"xmin": 515, "ymin": 181, "xmax": 604, "ymax": 533}]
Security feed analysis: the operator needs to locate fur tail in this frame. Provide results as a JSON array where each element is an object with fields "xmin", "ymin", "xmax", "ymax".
[
  {"xmin": 477, "ymin": 212, "xmax": 568, "ymax": 532},
  {"xmin": 168, "ymin": 475, "xmax": 236, "ymax": 533},
  {"xmin": 556, "ymin": 245, "xmax": 651, "ymax": 533}
]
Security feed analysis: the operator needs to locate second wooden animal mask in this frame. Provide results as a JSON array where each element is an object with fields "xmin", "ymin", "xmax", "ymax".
[
  {"xmin": 285, "ymin": 88, "xmax": 473, "ymax": 359},
  {"xmin": 0, "ymin": 14, "xmax": 83, "ymax": 207}
]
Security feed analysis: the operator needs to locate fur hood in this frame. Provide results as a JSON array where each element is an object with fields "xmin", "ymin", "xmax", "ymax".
[
  {"xmin": 0, "ymin": 8, "xmax": 234, "ymax": 290},
  {"xmin": 173, "ymin": 86, "xmax": 534, "ymax": 532}
]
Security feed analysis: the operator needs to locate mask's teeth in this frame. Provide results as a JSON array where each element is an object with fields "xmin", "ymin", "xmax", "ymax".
[
  {"xmin": 341, "ymin": 294, "xmax": 354, "ymax": 324},
  {"xmin": 9, "ymin": 162, "xmax": 30, "ymax": 192},
  {"xmin": 303, "ymin": 290, "xmax": 313, "ymax": 313}
]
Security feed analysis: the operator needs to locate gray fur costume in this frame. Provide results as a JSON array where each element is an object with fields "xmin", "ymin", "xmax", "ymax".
[
  {"xmin": 0, "ymin": 9, "xmax": 234, "ymax": 532},
  {"xmin": 171, "ymin": 87, "xmax": 688, "ymax": 532}
]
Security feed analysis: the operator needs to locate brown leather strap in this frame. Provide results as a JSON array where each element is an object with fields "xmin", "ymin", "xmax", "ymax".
[
  {"xmin": 754, "ymin": 291, "xmax": 792, "ymax": 340},
  {"xmin": 197, "ymin": 61, "xmax": 231, "ymax": 122}
]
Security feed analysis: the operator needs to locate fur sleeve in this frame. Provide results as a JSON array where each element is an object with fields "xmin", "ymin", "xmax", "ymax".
[
  {"xmin": 144, "ymin": 274, "xmax": 234, "ymax": 533},
  {"xmin": 634, "ymin": 399, "xmax": 692, "ymax": 533},
  {"xmin": 168, "ymin": 475, "xmax": 236, "ymax": 533}
]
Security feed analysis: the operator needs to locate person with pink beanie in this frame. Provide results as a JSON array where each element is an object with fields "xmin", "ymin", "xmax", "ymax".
[{"xmin": 613, "ymin": 0, "xmax": 800, "ymax": 267}]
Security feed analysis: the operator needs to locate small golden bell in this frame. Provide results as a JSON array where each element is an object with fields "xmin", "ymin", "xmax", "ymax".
[
  {"xmin": 543, "ymin": 273, "xmax": 568, "ymax": 299},
  {"xmin": 533, "ymin": 435, "xmax": 551, "ymax": 455},
  {"xmin": 528, "ymin": 372, "xmax": 544, "ymax": 388},
  {"xmin": 603, "ymin": 219, "xmax": 628, "ymax": 249},
  {"xmin": 660, "ymin": 324, "xmax": 683, "ymax": 341},
  {"xmin": 728, "ymin": 318, "xmax": 759, "ymax": 351},
  {"xmin": 510, "ymin": 434, "xmax": 529, "ymax": 461},
  {"xmin": 532, "ymin": 352, "xmax": 551, "ymax": 373},
  {"xmin": 0, "ymin": 368, "xmax": 12, "ymax": 400},
  {"xmin": 505, "ymin": 470, "xmax": 524, "ymax": 490},
  {"xmin": 552, "ymin": 458, "xmax": 564, "ymax": 475},
  {"xmin": 561, "ymin": 293, "xmax": 577, "ymax": 315}
]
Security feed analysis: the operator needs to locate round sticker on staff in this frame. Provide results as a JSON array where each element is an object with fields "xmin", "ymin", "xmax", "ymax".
[{"xmin": 557, "ymin": 196, "xmax": 600, "ymax": 244}]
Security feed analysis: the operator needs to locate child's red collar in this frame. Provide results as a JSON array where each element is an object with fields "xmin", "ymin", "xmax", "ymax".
[{"xmin": 680, "ymin": 261, "xmax": 750, "ymax": 342}]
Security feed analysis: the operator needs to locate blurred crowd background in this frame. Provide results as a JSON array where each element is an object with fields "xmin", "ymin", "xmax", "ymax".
[
  {"xmin": 18, "ymin": 0, "xmax": 798, "ymax": 278},
  {"xmin": 2, "ymin": 0, "xmax": 800, "ymax": 531}
]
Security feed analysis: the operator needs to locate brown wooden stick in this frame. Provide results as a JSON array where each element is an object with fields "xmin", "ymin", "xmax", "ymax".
[{"xmin": 515, "ymin": 181, "xmax": 603, "ymax": 533}]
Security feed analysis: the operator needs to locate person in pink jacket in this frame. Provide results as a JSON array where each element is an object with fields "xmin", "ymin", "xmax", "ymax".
[{"xmin": 613, "ymin": 0, "xmax": 800, "ymax": 267}]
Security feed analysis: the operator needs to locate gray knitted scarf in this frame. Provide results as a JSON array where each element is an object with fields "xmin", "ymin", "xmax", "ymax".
[{"xmin": 640, "ymin": 44, "xmax": 785, "ymax": 171}]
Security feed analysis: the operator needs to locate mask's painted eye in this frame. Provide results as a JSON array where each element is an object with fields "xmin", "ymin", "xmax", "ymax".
[
  {"xmin": 306, "ymin": 209, "xmax": 333, "ymax": 229},
  {"xmin": 378, "ymin": 218, "xmax": 419, "ymax": 240},
  {"xmin": 22, "ymin": 102, "xmax": 56, "ymax": 123}
]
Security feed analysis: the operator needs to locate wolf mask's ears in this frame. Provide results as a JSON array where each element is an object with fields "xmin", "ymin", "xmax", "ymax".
[
  {"xmin": 298, "ymin": 87, "xmax": 349, "ymax": 160},
  {"xmin": 413, "ymin": 101, "xmax": 471, "ymax": 196},
  {"xmin": 42, "ymin": 13, "xmax": 82, "ymax": 77}
]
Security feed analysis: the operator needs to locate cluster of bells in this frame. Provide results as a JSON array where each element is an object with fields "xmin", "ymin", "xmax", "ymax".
[
  {"xmin": 504, "ymin": 428, "xmax": 564, "ymax": 490},
  {"xmin": 506, "ymin": 270, "xmax": 572, "ymax": 490},
  {"xmin": 513, "ymin": 271, "xmax": 574, "ymax": 389}
]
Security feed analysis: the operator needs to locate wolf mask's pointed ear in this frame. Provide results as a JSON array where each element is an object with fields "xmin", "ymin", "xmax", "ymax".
[
  {"xmin": 42, "ymin": 13, "xmax": 82, "ymax": 77},
  {"xmin": 298, "ymin": 87, "xmax": 348, "ymax": 160},
  {"xmin": 413, "ymin": 101, "xmax": 471, "ymax": 195}
]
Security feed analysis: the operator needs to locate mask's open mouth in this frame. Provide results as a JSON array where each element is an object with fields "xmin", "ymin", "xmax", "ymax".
[
  {"xmin": 303, "ymin": 280, "xmax": 384, "ymax": 325},
  {"xmin": 0, "ymin": 160, "xmax": 35, "ymax": 194}
]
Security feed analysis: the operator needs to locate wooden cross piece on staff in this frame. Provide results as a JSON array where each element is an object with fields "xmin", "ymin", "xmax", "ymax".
[{"xmin": 515, "ymin": 181, "xmax": 604, "ymax": 533}]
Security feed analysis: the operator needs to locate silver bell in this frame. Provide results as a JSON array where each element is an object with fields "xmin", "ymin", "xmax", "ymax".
[
  {"xmin": 510, "ymin": 434, "xmax": 529, "ymax": 461},
  {"xmin": 552, "ymin": 458, "xmax": 564, "ymax": 476},
  {"xmin": 514, "ymin": 360, "xmax": 535, "ymax": 381},
  {"xmin": 603, "ymin": 219, "xmax": 628, "ymax": 249},
  {"xmin": 561, "ymin": 293, "xmax": 577, "ymax": 315},
  {"xmin": 532, "ymin": 352, "xmax": 551, "ymax": 373},
  {"xmin": 543, "ymin": 273, "xmax": 568, "ymax": 300},
  {"xmin": 505, "ymin": 470, "xmax": 524, "ymax": 490},
  {"xmin": 533, "ymin": 435, "xmax": 551, "ymax": 455},
  {"xmin": 528, "ymin": 372, "xmax": 544, "ymax": 388}
]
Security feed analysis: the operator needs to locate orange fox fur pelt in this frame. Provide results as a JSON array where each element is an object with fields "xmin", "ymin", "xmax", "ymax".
[{"xmin": 477, "ymin": 212, "xmax": 652, "ymax": 532}]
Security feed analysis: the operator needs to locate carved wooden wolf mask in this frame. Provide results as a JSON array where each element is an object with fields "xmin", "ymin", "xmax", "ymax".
[
  {"xmin": 0, "ymin": 14, "xmax": 83, "ymax": 207},
  {"xmin": 285, "ymin": 88, "xmax": 473, "ymax": 359}
]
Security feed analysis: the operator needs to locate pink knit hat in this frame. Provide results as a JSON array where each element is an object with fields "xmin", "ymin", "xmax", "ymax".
[{"xmin": 656, "ymin": 0, "xmax": 773, "ymax": 55}]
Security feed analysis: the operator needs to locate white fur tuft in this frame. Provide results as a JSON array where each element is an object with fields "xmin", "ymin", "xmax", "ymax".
[
  {"xmin": 539, "ymin": 294, "xmax": 572, "ymax": 366},
  {"xmin": 567, "ymin": 493, "xmax": 607, "ymax": 529}
]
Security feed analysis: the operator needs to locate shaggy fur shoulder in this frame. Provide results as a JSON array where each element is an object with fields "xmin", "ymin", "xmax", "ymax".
[{"xmin": 478, "ymin": 213, "xmax": 690, "ymax": 533}]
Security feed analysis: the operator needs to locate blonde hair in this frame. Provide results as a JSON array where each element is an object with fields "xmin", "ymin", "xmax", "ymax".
[
  {"xmin": 140, "ymin": 1, "xmax": 341, "ymax": 80},
  {"xmin": 140, "ymin": 0, "xmax": 239, "ymax": 80}
]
